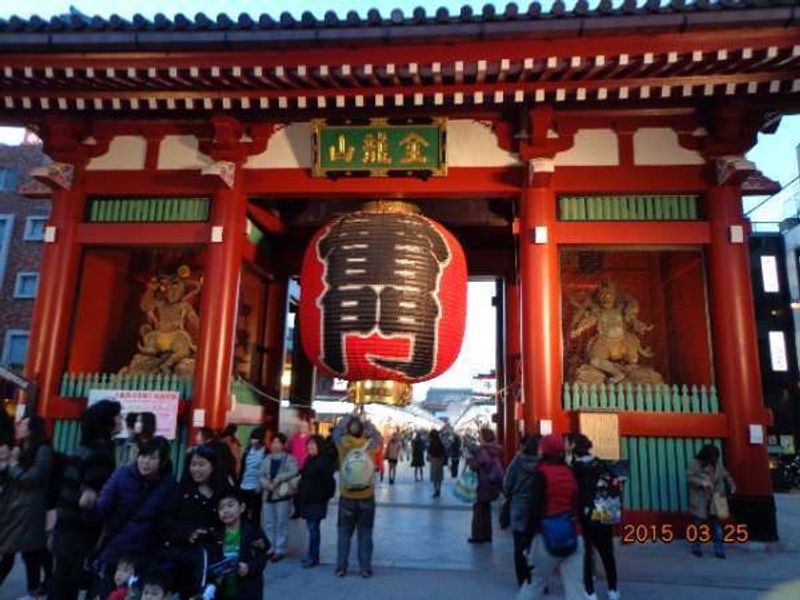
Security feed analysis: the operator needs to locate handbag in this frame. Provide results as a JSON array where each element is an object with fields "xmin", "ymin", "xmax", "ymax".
[
  {"xmin": 712, "ymin": 491, "xmax": 730, "ymax": 520},
  {"xmin": 453, "ymin": 467, "xmax": 478, "ymax": 504},
  {"xmin": 276, "ymin": 474, "xmax": 300, "ymax": 498},
  {"xmin": 540, "ymin": 512, "xmax": 578, "ymax": 557}
]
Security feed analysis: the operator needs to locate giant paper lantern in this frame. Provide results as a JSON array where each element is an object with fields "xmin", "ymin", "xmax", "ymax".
[{"xmin": 300, "ymin": 200, "xmax": 467, "ymax": 406}]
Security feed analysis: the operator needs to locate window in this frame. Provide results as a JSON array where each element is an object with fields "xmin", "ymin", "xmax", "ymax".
[
  {"xmin": 1, "ymin": 329, "xmax": 29, "ymax": 368},
  {"xmin": 768, "ymin": 331, "xmax": 789, "ymax": 372},
  {"xmin": 0, "ymin": 167, "xmax": 17, "ymax": 191},
  {"xmin": 14, "ymin": 272, "xmax": 39, "ymax": 298},
  {"xmin": 0, "ymin": 214, "xmax": 13, "ymax": 291},
  {"xmin": 23, "ymin": 216, "xmax": 47, "ymax": 241},
  {"xmin": 760, "ymin": 256, "xmax": 780, "ymax": 293}
]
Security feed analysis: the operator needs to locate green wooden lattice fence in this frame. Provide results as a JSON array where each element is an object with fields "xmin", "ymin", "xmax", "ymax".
[
  {"xmin": 88, "ymin": 197, "xmax": 210, "ymax": 223},
  {"xmin": 564, "ymin": 382, "xmax": 718, "ymax": 414},
  {"xmin": 559, "ymin": 195, "xmax": 700, "ymax": 221},
  {"xmin": 621, "ymin": 436, "xmax": 722, "ymax": 512},
  {"xmin": 60, "ymin": 372, "xmax": 193, "ymax": 400}
]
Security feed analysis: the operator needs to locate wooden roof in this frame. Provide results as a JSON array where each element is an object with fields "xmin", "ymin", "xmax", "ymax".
[{"xmin": 0, "ymin": 1, "xmax": 797, "ymax": 120}]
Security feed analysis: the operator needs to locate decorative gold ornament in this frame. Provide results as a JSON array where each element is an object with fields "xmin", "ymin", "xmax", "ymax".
[
  {"xmin": 360, "ymin": 199, "xmax": 420, "ymax": 214},
  {"xmin": 347, "ymin": 380, "xmax": 412, "ymax": 407}
]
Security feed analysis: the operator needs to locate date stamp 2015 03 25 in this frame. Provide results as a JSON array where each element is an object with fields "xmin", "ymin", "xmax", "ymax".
[{"xmin": 621, "ymin": 523, "xmax": 750, "ymax": 545}]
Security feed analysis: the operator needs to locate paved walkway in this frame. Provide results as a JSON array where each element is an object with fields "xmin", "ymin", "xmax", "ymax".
[
  {"xmin": 268, "ymin": 463, "xmax": 800, "ymax": 600},
  {"xmin": 2, "ymin": 461, "xmax": 799, "ymax": 599}
]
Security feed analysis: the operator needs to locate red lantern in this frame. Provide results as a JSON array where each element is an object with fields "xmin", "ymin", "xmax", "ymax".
[{"xmin": 300, "ymin": 201, "xmax": 467, "ymax": 396}]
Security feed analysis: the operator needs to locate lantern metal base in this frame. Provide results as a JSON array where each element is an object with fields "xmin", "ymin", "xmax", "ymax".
[{"xmin": 347, "ymin": 380, "xmax": 412, "ymax": 407}]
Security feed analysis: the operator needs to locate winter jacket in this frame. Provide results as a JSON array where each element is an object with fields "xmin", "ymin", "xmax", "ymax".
[
  {"xmin": 449, "ymin": 436, "xmax": 462, "ymax": 459},
  {"xmin": 222, "ymin": 435, "xmax": 243, "ymax": 478},
  {"xmin": 259, "ymin": 452, "xmax": 299, "ymax": 503},
  {"xmin": 298, "ymin": 454, "xmax": 336, "ymax": 510},
  {"xmin": 686, "ymin": 459, "xmax": 736, "ymax": 519},
  {"xmin": 161, "ymin": 482, "xmax": 220, "ymax": 547},
  {"xmin": 287, "ymin": 433, "xmax": 311, "ymax": 470},
  {"xmin": 94, "ymin": 463, "xmax": 177, "ymax": 566},
  {"xmin": 333, "ymin": 418, "xmax": 383, "ymax": 500},
  {"xmin": 238, "ymin": 446, "xmax": 266, "ymax": 492},
  {"xmin": 502, "ymin": 452, "xmax": 539, "ymax": 533},
  {"xmin": 207, "ymin": 520, "xmax": 269, "ymax": 600},
  {"xmin": 0, "ymin": 443, "xmax": 53, "ymax": 554},
  {"xmin": 468, "ymin": 442, "xmax": 504, "ymax": 503},
  {"xmin": 385, "ymin": 437, "xmax": 403, "ymax": 461},
  {"xmin": 525, "ymin": 461, "xmax": 579, "ymax": 534},
  {"xmin": 411, "ymin": 437, "xmax": 426, "ymax": 467},
  {"xmin": 55, "ymin": 438, "xmax": 116, "ymax": 534},
  {"xmin": 571, "ymin": 454, "xmax": 610, "ymax": 523}
]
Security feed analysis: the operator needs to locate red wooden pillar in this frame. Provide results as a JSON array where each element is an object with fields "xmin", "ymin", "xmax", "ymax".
[
  {"xmin": 519, "ymin": 159, "xmax": 568, "ymax": 436},
  {"xmin": 494, "ymin": 278, "xmax": 506, "ymax": 457},
  {"xmin": 706, "ymin": 180, "xmax": 776, "ymax": 540},
  {"xmin": 504, "ymin": 276, "xmax": 521, "ymax": 459},
  {"xmin": 262, "ymin": 278, "xmax": 288, "ymax": 433},
  {"xmin": 26, "ymin": 172, "xmax": 86, "ymax": 420},
  {"xmin": 192, "ymin": 168, "xmax": 247, "ymax": 435},
  {"xmin": 24, "ymin": 119, "xmax": 97, "ymax": 421}
]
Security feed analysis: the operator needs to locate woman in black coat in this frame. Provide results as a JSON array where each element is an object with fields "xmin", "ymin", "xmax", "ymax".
[
  {"xmin": 49, "ymin": 399, "xmax": 121, "ymax": 600},
  {"xmin": 297, "ymin": 435, "xmax": 336, "ymax": 568},
  {"xmin": 0, "ymin": 415, "xmax": 54, "ymax": 597},
  {"xmin": 411, "ymin": 432, "xmax": 426, "ymax": 482},
  {"xmin": 160, "ymin": 444, "xmax": 227, "ymax": 598}
]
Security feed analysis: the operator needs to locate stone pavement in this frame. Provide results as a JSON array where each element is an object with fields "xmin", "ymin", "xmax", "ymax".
[
  {"xmin": 268, "ymin": 463, "xmax": 800, "ymax": 600},
  {"xmin": 2, "ymin": 461, "xmax": 799, "ymax": 599}
]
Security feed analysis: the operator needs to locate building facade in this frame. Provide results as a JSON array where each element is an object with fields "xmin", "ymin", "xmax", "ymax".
[
  {"xmin": 1, "ymin": 1, "xmax": 798, "ymax": 539},
  {"xmin": 0, "ymin": 143, "xmax": 49, "ymax": 371}
]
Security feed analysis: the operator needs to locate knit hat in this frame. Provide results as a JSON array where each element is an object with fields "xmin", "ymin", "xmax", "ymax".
[{"xmin": 539, "ymin": 434, "xmax": 565, "ymax": 458}]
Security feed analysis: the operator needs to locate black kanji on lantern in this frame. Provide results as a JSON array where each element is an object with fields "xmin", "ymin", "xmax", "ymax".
[{"xmin": 316, "ymin": 212, "xmax": 451, "ymax": 378}]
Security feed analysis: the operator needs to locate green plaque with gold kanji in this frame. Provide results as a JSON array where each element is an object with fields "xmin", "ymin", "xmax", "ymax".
[{"xmin": 312, "ymin": 119, "xmax": 447, "ymax": 177}]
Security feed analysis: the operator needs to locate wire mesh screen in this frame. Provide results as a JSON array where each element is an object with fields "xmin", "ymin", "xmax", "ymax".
[{"xmin": 561, "ymin": 249, "xmax": 713, "ymax": 392}]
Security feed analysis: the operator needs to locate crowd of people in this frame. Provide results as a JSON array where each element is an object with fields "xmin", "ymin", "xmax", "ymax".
[
  {"xmin": 0, "ymin": 404, "xmax": 273, "ymax": 600},
  {"xmin": 0, "ymin": 401, "xmax": 739, "ymax": 600}
]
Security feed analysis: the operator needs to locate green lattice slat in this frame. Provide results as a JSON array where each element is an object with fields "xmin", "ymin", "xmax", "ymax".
[
  {"xmin": 608, "ymin": 384, "xmax": 618, "ymax": 410},
  {"xmin": 563, "ymin": 383, "xmax": 572, "ymax": 410},
  {"xmin": 654, "ymin": 385, "xmax": 664, "ymax": 412},
  {"xmin": 656, "ymin": 437, "xmax": 668, "ymax": 511},
  {"xmin": 599, "ymin": 384, "xmax": 608, "ymax": 409},
  {"xmin": 647, "ymin": 437, "xmax": 660, "ymax": 509},
  {"xmin": 697, "ymin": 386, "xmax": 708, "ymax": 413},
  {"xmin": 629, "ymin": 437, "xmax": 642, "ymax": 509},
  {"xmin": 664, "ymin": 437, "xmax": 678, "ymax": 511},
  {"xmin": 636, "ymin": 438, "xmax": 649, "ymax": 510},
  {"xmin": 709, "ymin": 386, "xmax": 719, "ymax": 412},
  {"xmin": 620, "ymin": 438, "xmax": 631, "ymax": 509}
]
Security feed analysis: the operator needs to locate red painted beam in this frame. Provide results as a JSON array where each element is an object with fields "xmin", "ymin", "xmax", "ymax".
[
  {"xmin": 553, "ymin": 166, "xmax": 707, "ymax": 192},
  {"xmin": 554, "ymin": 221, "xmax": 711, "ymax": 245},
  {"xmin": 247, "ymin": 202, "xmax": 286, "ymax": 234},
  {"xmin": 614, "ymin": 412, "xmax": 729, "ymax": 438},
  {"xmin": 243, "ymin": 167, "xmax": 524, "ymax": 198},
  {"xmin": 76, "ymin": 223, "xmax": 210, "ymax": 245},
  {"xmin": 83, "ymin": 170, "xmax": 217, "ymax": 195}
]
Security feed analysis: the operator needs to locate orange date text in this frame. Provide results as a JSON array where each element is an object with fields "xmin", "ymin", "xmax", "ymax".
[{"xmin": 621, "ymin": 523, "xmax": 749, "ymax": 544}]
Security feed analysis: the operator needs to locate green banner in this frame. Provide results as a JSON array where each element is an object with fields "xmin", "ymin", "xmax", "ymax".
[{"xmin": 312, "ymin": 119, "xmax": 446, "ymax": 177}]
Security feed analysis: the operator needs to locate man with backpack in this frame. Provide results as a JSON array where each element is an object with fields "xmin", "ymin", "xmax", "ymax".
[
  {"xmin": 518, "ymin": 434, "xmax": 584, "ymax": 600},
  {"xmin": 332, "ymin": 413, "xmax": 383, "ymax": 579}
]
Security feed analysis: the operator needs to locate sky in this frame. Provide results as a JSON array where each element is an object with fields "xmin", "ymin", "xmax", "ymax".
[{"xmin": 0, "ymin": 0, "xmax": 797, "ymax": 400}]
